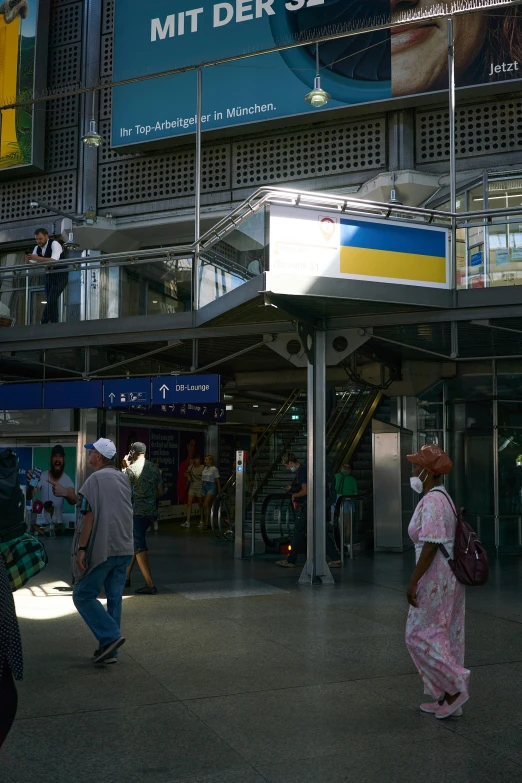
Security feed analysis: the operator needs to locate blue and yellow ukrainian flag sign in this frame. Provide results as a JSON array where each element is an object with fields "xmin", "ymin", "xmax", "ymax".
[{"xmin": 340, "ymin": 218, "xmax": 448, "ymax": 288}]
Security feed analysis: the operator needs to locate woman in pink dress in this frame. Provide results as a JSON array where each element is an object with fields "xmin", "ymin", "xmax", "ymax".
[{"xmin": 405, "ymin": 445, "xmax": 470, "ymax": 720}]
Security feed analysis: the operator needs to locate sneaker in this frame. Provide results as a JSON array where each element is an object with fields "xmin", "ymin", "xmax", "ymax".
[
  {"xmin": 92, "ymin": 637, "xmax": 125, "ymax": 664},
  {"xmin": 180, "ymin": 521, "xmax": 191, "ymax": 528},
  {"xmin": 93, "ymin": 649, "xmax": 117, "ymax": 664},
  {"xmin": 135, "ymin": 585, "xmax": 158, "ymax": 595},
  {"xmin": 420, "ymin": 701, "xmax": 462, "ymax": 716},
  {"xmin": 275, "ymin": 560, "xmax": 296, "ymax": 568},
  {"xmin": 436, "ymin": 692, "xmax": 469, "ymax": 720},
  {"xmin": 197, "ymin": 521, "xmax": 204, "ymax": 528}
]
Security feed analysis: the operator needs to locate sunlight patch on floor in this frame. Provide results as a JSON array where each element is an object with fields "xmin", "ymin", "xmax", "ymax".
[{"xmin": 14, "ymin": 581, "xmax": 132, "ymax": 620}]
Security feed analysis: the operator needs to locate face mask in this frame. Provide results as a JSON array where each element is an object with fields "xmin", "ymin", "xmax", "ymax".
[
  {"xmin": 410, "ymin": 468, "xmax": 428, "ymax": 495},
  {"xmin": 290, "ymin": 466, "xmax": 297, "ymax": 473}
]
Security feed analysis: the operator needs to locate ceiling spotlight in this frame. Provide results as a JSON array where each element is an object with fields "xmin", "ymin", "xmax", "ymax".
[
  {"xmin": 30, "ymin": 200, "xmax": 39, "ymax": 208},
  {"xmin": 82, "ymin": 119, "xmax": 104, "ymax": 147},
  {"xmin": 305, "ymin": 44, "xmax": 331, "ymax": 109}
]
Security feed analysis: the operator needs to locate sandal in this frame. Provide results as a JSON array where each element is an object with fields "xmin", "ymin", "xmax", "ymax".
[{"xmin": 328, "ymin": 560, "xmax": 343, "ymax": 568}]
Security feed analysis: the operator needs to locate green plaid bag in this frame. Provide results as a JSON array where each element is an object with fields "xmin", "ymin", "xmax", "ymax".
[{"xmin": 0, "ymin": 534, "xmax": 48, "ymax": 592}]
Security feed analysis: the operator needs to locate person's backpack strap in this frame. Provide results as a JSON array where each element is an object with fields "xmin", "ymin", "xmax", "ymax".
[{"xmin": 428, "ymin": 488, "xmax": 458, "ymax": 563}]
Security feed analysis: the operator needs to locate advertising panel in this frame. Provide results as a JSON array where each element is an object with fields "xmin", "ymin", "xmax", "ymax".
[
  {"xmin": 0, "ymin": 0, "xmax": 49, "ymax": 171},
  {"xmin": 5, "ymin": 441, "xmax": 78, "ymax": 527},
  {"xmin": 112, "ymin": 0, "xmax": 522, "ymax": 147},
  {"xmin": 269, "ymin": 205, "xmax": 450, "ymax": 288}
]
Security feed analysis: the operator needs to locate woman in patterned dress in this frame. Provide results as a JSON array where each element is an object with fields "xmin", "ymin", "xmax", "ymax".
[
  {"xmin": 0, "ymin": 552, "xmax": 23, "ymax": 748},
  {"xmin": 405, "ymin": 445, "xmax": 470, "ymax": 720}
]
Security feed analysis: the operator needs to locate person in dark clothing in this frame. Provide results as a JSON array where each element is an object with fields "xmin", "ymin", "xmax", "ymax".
[
  {"xmin": 276, "ymin": 453, "xmax": 341, "ymax": 569},
  {"xmin": 26, "ymin": 228, "xmax": 67, "ymax": 324},
  {"xmin": 0, "ymin": 553, "xmax": 23, "ymax": 749}
]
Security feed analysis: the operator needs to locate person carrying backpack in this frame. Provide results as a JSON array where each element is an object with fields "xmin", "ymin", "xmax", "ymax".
[{"xmin": 405, "ymin": 445, "xmax": 471, "ymax": 720}]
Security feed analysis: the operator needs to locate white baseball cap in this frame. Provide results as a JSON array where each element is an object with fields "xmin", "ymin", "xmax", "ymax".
[{"xmin": 84, "ymin": 438, "xmax": 117, "ymax": 459}]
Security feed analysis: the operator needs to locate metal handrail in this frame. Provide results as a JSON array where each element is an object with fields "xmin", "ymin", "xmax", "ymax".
[
  {"xmin": 326, "ymin": 389, "xmax": 363, "ymax": 455},
  {"xmin": 216, "ymin": 388, "xmax": 304, "ymax": 502},
  {"xmin": 260, "ymin": 493, "xmax": 296, "ymax": 549},
  {"xmin": 333, "ymin": 490, "xmax": 373, "ymax": 562},
  {"xmin": 0, "ymin": 246, "xmax": 193, "ymax": 281},
  {"xmin": 331, "ymin": 390, "xmax": 382, "ymax": 473},
  {"xmin": 3, "ymin": 186, "xmax": 522, "ymax": 283},
  {"xmin": 196, "ymin": 185, "xmax": 522, "ymax": 254}
]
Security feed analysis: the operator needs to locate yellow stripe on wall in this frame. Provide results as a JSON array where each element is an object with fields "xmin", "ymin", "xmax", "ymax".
[{"xmin": 340, "ymin": 246, "xmax": 447, "ymax": 285}]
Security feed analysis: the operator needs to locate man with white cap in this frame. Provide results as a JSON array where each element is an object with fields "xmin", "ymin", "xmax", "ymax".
[{"xmin": 72, "ymin": 438, "xmax": 134, "ymax": 665}]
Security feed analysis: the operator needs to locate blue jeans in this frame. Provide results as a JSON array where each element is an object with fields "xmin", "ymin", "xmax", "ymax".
[{"xmin": 73, "ymin": 555, "xmax": 132, "ymax": 649}]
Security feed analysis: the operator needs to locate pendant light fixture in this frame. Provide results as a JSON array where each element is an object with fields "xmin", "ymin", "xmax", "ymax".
[
  {"xmin": 304, "ymin": 43, "xmax": 331, "ymax": 109},
  {"xmin": 82, "ymin": 91, "xmax": 104, "ymax": 147}
]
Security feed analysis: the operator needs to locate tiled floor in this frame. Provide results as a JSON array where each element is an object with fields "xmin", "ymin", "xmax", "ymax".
[{"xmin": 2, "ymin": 525, "xmax": 522, "ymax": 783}]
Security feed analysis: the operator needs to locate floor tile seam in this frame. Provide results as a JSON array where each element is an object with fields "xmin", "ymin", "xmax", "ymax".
[
  {"xmin": 13, "ymin": 697, "xmax": 180, "ymax": 723},
  {"xmin": 228, "ymin": 730, "xmax": 456, "ymax": 770},
  {"xmin": 221, "ymin": 606, "xmax": 403, "ymax": 648},
  {"xmin": 465, "ymin": 607, "xmax": 522, "ymax": 627},
  {"xmin": 467, "ymin": 658, "xmax": 522, "ymax": 669},
  {"xmin": 177, "ymin": 669, "xmax": 422, "ymax": 704},
  {"xmin": 449, "ymin": 727, "xmax": 522, "ymax": 768},
  {"xmin": 179, "ymin": 696, "xmax": 268, "ymax": 774},
  {"xmin": 339, "ymin": 574, "xmax": 522, "ymax": 627},
  {"xmin": 117, "ymin": 651, "xmax": 185, "ymax": 701}
]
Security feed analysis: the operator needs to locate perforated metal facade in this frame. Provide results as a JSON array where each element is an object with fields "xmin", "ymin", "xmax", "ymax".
[
  {"xmin": 1, "ymin": 0, "xmax": 522, "ymax": 228},
  {"xmin": 0, "ymin": 0, "xmax": 83, "ymax": 224},
  {"xmin": 232, "ymin": 121, "xmax": 386, "ymax": 188},
  {"xmin": 416, "ymin": 98, "xmax": 522, "ymax": 164}
]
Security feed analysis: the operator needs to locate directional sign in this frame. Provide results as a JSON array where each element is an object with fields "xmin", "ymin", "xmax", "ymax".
[
  {"xmin": 44, "ymin": 381, "xmax": 103, "ymax": 409},
  {"xmin": 104, "ymin": 378, "xmax": 151, "ymax": 408},
  {"xmin": 151, "ymin": 375, "xmax": 220, "ymax": 405},
  {"xmin": 0, "ymin": 383, "xmax": 42, "ymax": 410}
]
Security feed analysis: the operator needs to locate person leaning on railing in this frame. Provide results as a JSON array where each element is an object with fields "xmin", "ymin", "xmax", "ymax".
[{"xmin": 26, "ymin": 228, "xmax": 68, "ymax": 325}]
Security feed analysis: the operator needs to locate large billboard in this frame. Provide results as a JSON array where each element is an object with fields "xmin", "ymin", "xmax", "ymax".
[
  {"xmin": 0, "ymin": 0, "xmax": 49, "ymax": 171},
  {"xmin": 112, "ymin": 0, "xmax": 522, "ymax": 148}
]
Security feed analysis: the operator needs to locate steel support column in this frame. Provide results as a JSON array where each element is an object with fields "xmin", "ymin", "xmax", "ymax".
[
  {"xmin": 299, "ymin": 329, "xmax": 334, "ymax": 586},
  {"xmin": 448, "ymin": 16, "xmax": 457, "ymax": 300},
  {"xmin": 493, "ymin": 360, "xmax": 500, "ymax": 553}
]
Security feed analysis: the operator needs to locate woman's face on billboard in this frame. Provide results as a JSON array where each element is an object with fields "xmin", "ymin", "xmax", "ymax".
[{"xmin": 390, "ymin": 0, "xmax": 488, "ymax": 96}]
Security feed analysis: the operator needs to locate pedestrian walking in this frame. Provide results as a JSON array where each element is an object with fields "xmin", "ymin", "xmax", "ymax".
[
  {"xmin": 121, "ymin": 442, "xmax": 162, "ymax": 595},
  {"xmin": 0, "ymin": 552, "xmax": 23, "ymax": 749},
  {"xmin": 181, "ymin": 454, "xmax": 204, "ymax": 528},
  {"xmin": 72, "ymin": 438, "xmax": 133, "ymax": 665},
  {"xmin": 201, "ymin": 455, "xmax": 221, "ymax": 530},
  {"xmin": 405, "ymin": 445, "xmax": 470, "ymax": 719}
]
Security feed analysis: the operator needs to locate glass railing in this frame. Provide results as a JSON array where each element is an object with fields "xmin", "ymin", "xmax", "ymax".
[
  {"xmin": 0, "ymin": 248, "xmax": 193, "ymax": 326},
  {"xmin": 4, "ymin": 185, "xmax": 522, "ymax": 328},
  {"xmin": 197, "ymin": 205, "xmax": 268, "ymax": 309}
]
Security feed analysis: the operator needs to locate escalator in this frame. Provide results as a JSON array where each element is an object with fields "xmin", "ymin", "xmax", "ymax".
[{"xmin": 212, "ymin": 387, "xmax": 389, "ymax": 554}]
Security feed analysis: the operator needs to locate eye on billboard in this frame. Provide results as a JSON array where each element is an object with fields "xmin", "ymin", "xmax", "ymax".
[
  {"xmin": 112, "ymin": 1, "xmax": 522, "ymax": 148},
  {"xmin": 0, "ymin": 0, "xmax": 49, "ymax": 172}
]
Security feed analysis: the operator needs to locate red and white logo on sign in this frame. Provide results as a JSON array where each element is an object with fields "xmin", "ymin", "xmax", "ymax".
[{"xmin": 319, "ymin": 216, "xmax": 337, "ymax": 242}]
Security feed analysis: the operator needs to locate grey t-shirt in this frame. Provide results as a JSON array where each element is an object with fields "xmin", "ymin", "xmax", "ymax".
[{"xmin": 72, "ymin": 466, "xmax": 133, "ymax": 581}]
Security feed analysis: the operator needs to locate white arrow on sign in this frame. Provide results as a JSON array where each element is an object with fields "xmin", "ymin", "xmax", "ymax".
[
  {"xmin": 159, "ymin": 384, "xmax": 169, "ymax": 400},
  {"xmin": 109, "ymin": 392, "xmax": 116, "ymax": 402}
]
